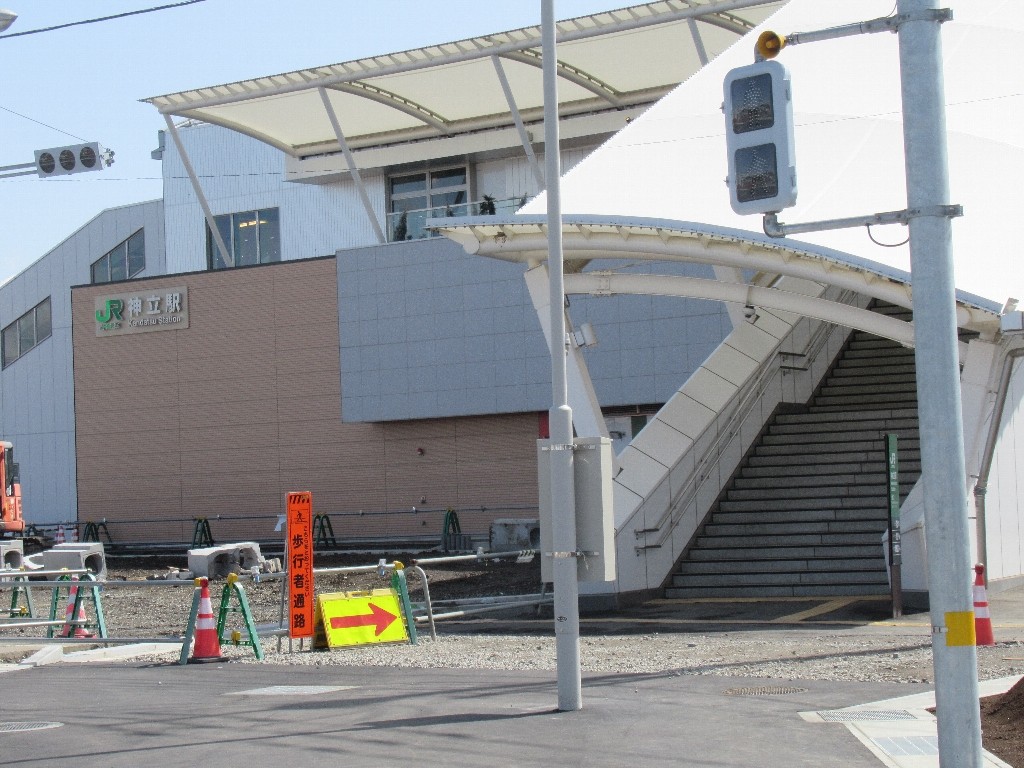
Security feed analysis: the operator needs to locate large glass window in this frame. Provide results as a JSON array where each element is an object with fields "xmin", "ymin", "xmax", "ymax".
[
  {"xmin": 388, "ymin": 167, "xmax": 468, "ymax": 241},
  {"xmin": 91, "ymin": 230, "xmax": 145, "ymax": 285},
  {"xmin": 206, "ymin": 208, "xmax": 281, "ymax": 270},
  {"xmin": 2, "ymin": 298, "xmax": 52, "ymax": 369}
]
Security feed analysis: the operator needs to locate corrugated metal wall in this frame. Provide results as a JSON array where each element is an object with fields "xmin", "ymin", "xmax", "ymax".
[{"xmin": 72, "ymin": 256, "xmax": 539, "ymax": 544}]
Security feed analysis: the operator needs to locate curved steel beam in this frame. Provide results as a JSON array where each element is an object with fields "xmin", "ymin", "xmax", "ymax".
[
  {"xmin": 439, "ymin": 222, "xmax": 996, "ymax": 331},
  {"xmin": 565, "ymin": 271, "xmax": 916, "ymax": 347},
  {"xmin": 499, "ymin": 49, "xmax": 622, "ymax": 107},
  {"xmin": 326, "ymin": 82, "xmax": 450, "ymax": 134}
]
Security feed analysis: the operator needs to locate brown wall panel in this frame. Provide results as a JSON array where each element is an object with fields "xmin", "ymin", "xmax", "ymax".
[{"xmin": 73, "ymin": 257, "xmax": 540, "ymax": 543}]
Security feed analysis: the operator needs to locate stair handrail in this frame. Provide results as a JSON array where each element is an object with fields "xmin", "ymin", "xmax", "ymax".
[{"xmin": 633, "ymin": 293, "xmax": 857, "ymax": 551}]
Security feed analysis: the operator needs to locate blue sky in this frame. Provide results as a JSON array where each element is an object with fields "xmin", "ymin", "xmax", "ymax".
[{"xmin": 0, "ymin": 0, "xmax": 619, "ymax": 285}]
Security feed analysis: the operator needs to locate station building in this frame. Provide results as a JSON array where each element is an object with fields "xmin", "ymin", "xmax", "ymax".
[{"xmin": 2, "ymin": 0, "xmax": 1023, "ymax": 604}]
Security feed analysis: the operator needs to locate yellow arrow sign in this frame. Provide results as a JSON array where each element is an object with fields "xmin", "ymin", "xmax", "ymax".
[{"xmin": 316, "ymin": 589, "xmax": 409, "ymax": 648}]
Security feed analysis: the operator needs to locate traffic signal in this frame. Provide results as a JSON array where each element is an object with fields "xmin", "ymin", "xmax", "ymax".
[
  {"xmin": 34, "ymin": 142, "xmax": 112, "ymax": 178},
  {"xmin": 723, "ymin": 60, "xmax": 796, "ymax": 215}
]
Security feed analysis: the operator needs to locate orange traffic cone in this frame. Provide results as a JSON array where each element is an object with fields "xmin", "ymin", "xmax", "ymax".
[
  {"xmin": 189, "ymin": 577, "xmax": 224, "ymax": 663},
  {"xmin": 55, "ymin": 524, "xmax": 65, "ymax": 545},
  {"xmin": 974, "ymin": 564, "xmax": 995, "ymax": 647},
  {"xmin": 69, "ymin": 525, "xmax": 78, "ymax": 543},
  {"xmin": 60, "ymin": 577, "xmax": 93, "ymax": 638}
]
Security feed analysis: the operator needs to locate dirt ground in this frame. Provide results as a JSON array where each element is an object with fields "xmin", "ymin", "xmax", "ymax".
[{"xmin": 979, "ymin": 676, "xmax": 1024, "ymax": 767}]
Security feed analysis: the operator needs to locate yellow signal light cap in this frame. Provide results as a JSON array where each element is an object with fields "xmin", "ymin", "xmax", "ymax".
[{"xmin": 756, "ymin": 30, "xmax": 786, "ymax": 59}]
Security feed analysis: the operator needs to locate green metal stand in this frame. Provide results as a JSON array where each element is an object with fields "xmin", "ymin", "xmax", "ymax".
[
  {"xmin": 312, "ymin": 513, "xmax": 337, "ymax": 549},
  {"xmin": 178, "ymin": 582, "xmax": 202, "ymax": 665},
  {"xmin": 191, "ymin": 517, "xmax": 214, "ymax": 548},
  {"xmin": 83, "ymin": 520, "xmax": 113, "ymax": 544},
  {"xmin": 216, "ymin": 573, "xmax": 264, "ymax": 660},
  {"xmin": 8, "ymin": 572, "xmax": 35, "ymax": 618},
  {"xmin": 390, "ymin": 567, "xmax": 417, "ymax": 646},
  {"xmin": 441, "ymin": 508, "xmax": 471, "ymax": 552},
  {"xmin": 46, "ymin": 573, "xmax": 106, "ymax": 639}
]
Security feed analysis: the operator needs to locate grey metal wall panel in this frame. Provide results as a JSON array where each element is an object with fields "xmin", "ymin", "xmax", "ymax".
[{"xmin": 338, "ymin": 239, "xmax": 730, "ymax": 423}]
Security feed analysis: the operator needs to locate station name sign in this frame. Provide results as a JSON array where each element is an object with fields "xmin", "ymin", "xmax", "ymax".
[{"xmin": 95, "ymin": 286, "xmax": 189, "ymax": 337}]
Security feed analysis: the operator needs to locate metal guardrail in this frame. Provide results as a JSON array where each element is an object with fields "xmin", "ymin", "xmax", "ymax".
[{"xmin": 0, "ymin": 550, "xmax": 543, "ymax": 651}]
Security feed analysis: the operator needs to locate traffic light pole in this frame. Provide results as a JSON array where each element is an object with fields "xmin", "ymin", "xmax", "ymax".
[
  {"xmin": 896, "ymin": 2, "xmax": 982, "ymax": 765},
  {"xmin": 541, "ymin": 0, "xmax": 582, "ymax": 713},
  {"xmin": 727, "ymin": 4, "xmax": 982, "ymax": 764}
]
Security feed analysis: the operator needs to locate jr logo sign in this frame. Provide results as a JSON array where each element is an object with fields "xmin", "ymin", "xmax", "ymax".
[
  {"xmin": 95, "ymin": 299, "xmax": 124, "ymax": 328},
  {"xmin": 94, "ymin": 287, "xmax": 188, "ymax": 337}
]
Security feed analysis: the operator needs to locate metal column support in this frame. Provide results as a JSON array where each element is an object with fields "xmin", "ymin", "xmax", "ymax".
[
  {"xmin": 491, "ymin": 55, "xmax": 546, "ymax": 190},
  {"xmin": 542, "ymin": 0, "xmax": 581, "ymax": 713},
  {"xmin": 318, "ymin": 87, "xmax": 386, "ymax": 245},
  {"xmin": 163, "ymin": 115, "xmax": 232, "ymax": 268},
  {"xmin": 686, "ymin": 18, "xmax": 710, "ymax": 66},
  {"xmin": 896, "ymin": 2, "xmax": 982, "ymax": 765}
]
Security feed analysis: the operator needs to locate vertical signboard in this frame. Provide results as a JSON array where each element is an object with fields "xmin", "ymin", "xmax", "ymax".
[
  {"xmin": 287, "ymin": 491, "xmax": 314, "ymax": 639},
  {"xmin": 885, "ymin": 434, "xmax": 903, "ymax": 618}
]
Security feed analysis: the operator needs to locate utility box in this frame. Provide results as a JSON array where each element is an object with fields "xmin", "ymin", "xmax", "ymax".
[{"xmin": 537, "ymin": 436, "xmax": 616, "ymax": 583}]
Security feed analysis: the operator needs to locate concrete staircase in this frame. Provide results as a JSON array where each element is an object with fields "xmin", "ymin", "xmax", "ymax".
[{"xmin": 666, "ymin": 310, "xmax": 920, "ymax": 598}]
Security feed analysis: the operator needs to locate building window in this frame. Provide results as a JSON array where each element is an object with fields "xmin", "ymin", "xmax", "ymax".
[
  {"xmin": 91, "ymin": 230, "xmax": 145, "ymax": 284},
  {"xmin": 206, "ymin": 208, "xmax": 281, "ymax": 270},
  {"xmin": 387, "ymin": 167, "xmax": 468, "ymax": 241},
  {"xmin": 2, "ymin": 298, "xmax": 52, "ymax": 369}
]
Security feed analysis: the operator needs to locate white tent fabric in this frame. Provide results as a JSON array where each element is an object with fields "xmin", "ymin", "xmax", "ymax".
[
  {"xmin": 143, "ymin": 2, "xmax": 783, "ymax": 158},
  {"xmin": 523, "ymin": 0, "xmax": 1023, "ymax": 307}
]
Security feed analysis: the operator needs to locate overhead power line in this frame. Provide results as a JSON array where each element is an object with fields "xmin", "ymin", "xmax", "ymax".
[
  {"xmin": 0, "ymin": 106, "xmax": 87, "ymax": 141},
  {"xmin": 0, "ymin": 0, "xmax": 208, "ymax": 39}
]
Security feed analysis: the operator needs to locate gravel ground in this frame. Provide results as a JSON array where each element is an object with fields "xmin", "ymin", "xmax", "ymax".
[{"xmin": 41, "ymin": 556, "xmax": 1019, "ymax": 685}]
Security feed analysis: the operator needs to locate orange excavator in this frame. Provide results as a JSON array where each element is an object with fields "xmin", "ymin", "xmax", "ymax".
[{"xmin": 0, "ymin": 440, "xmax": 24, "ymax": 535}]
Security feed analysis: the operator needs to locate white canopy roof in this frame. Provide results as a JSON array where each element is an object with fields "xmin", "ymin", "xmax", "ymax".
[
  {"xmin": 519, "ymin": 0, "xmax": 1023, "ymax": 307},
  {"xmin": 143, "ymin": 1, "xmax": 783, "ymax": 157}
]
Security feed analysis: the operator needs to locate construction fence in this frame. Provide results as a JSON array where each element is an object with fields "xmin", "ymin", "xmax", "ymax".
[{"xmin": 28, "ymin": 505, "xmax": 541, "ymax": 554}]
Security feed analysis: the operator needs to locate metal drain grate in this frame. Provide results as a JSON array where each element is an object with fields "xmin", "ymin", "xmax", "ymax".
[
  {"xmin": 0, "ymin": 722, "xmax": 63, "ymax": 733},
  {"xmin": 817, "ymin": 710, "xmax": 918, "ymax": 723},
  {"xmin": 724, "ymin": 686, "xmax": 808, "ymax": 696}
]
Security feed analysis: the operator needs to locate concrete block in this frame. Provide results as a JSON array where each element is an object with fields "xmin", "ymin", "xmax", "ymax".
[
  {"xmin": 39, "ymin": 543, "xmax": 107, "ymax": 581},
  {"xmin": 1, "ymin": 539, "xmax": 24, "ymax": 569},
  {"xmin": 188, "ymin": 542, "xmax": 265, "ymax": 579},
  {"xmin": 489, "ymin": 519, "xmax": 540, "ymax": 552},
  {"xmin": 20, "ymin": 645, "xmax": 63, "ymax": 667}
]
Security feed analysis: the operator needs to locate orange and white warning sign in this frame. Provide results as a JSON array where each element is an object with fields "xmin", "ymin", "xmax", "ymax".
[{"xmin": 286, "ymin": 491, "xmax": 314, "ymax": 639}]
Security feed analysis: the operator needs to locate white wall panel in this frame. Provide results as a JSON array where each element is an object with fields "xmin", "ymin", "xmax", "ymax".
[
  {"xmin": 0, "ymin": 200, "xmax": 162, "ymax": 524},
  {"xmin": 986, "ymin": 361, "xmax": 1024, "ymax": 580}
]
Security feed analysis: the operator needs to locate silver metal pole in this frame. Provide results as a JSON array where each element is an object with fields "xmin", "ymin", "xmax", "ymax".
[
  {"xmin": 896, "ymin": 3, "xmax": 982, "ymax": 765},
  {"xmin": 317, "ymin": 87, "xmax": 387, "ymax": 244},
  {"xmin": 491, "ymin": 55, "xmax": 546, "ymax": 190},
  {"xmin": 163, "ymin": 115, "xmax": 232, "ymax": 267},
  {"xmin": 542, "ymin": 0, "xmax": 581, "ymax": 713}
]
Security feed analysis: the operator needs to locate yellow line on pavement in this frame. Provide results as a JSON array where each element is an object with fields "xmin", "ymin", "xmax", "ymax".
[{"xmin": 772, "ymin": 598, "xmax": 858, "ymax": 623}]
